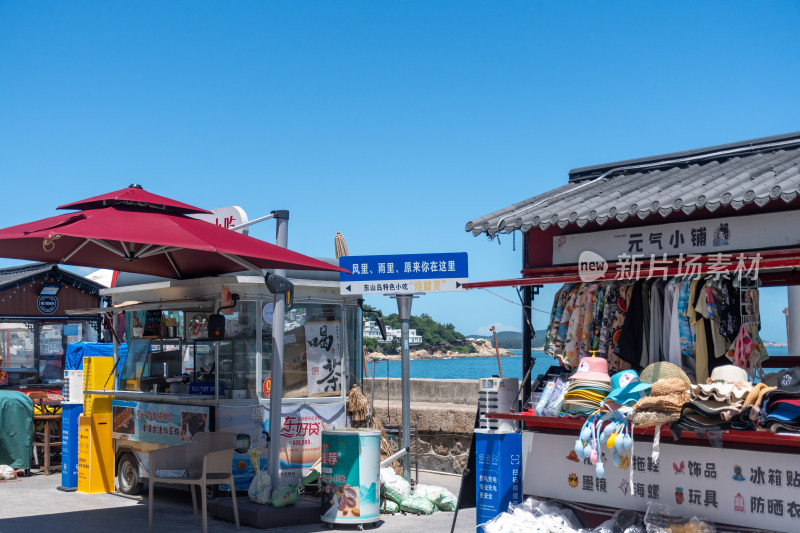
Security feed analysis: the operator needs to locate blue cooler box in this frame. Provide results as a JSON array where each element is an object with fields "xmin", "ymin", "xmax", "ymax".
[
  {"xmin": 475, "ymin": 429, "xmax": 522, "ymax": 529},
  {"xmin": 60, "ymin": 403, "xmax": 83, "ymax": 490}
]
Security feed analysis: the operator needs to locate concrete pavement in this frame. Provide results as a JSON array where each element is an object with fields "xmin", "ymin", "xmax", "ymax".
[{"xmin": 0, "ymin": 469, "xmax": 476, "ymax": 533}]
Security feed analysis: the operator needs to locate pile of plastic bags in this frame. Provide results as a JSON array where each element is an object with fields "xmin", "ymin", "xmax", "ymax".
[
  {"xmin": 481, "ymin": 499, "xmax": 716, "ymax": 533},
  {"xmin": 379, "ymin": 466, "xmax": 458, "ymax": 515}
]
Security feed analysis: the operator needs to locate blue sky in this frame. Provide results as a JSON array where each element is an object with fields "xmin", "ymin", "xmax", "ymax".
[{"xmin": 1, "ymin": 2, "xmax": 799, "ymax": 341}]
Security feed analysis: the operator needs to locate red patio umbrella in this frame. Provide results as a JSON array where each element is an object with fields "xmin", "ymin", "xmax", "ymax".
[{"xmin": 0, "ymin": 185, "xmax": 347, "ymax": 278}]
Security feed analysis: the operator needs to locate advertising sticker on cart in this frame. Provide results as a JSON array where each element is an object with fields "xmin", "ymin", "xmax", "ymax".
[
  {"xmin": 111, "ymin": 400, "xmax": 209, "ymax": 446},
  {"xmin": 216, "ymin": 402, "xmax": 345, "ymax": 489}
]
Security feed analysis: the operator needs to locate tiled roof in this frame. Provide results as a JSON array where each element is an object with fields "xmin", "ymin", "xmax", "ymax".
[
  {"xmin": 0, "ymin": 262, "xmax": 104, "ymax": 294},
  {"xmin": 466, "ymin": 132, "xmax": 800, "ymax": 236}
]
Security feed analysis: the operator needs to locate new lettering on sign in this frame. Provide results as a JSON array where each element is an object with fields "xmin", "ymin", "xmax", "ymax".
[
  {"xmin": 339, "ymin": 252, "xmax": 468, "ymax": 295},
  {"xmin": 553, "ymin": 210, "xmax": 800, "ymax": 265},
  {"xmin": 523, "ymin": 431, "xmax": 800, "ymax": 533}
]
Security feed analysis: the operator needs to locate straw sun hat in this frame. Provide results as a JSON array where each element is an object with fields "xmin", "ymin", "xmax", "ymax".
[
  {"xmin": 631, "ymin": 378, "xmax": 691, "ymax": 427},
  {"xmin": 639, "ymin": 362, "xmax": 692, "ymax": 387}
]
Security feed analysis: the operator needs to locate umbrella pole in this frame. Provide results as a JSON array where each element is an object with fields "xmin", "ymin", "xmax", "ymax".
[
  {"xmin": 268, "ymin": 211, "xmax": 289, "ymax": 483},
  {"xmin": 490, "ymin": 326, "xmax": 503, "ymax": 378}
]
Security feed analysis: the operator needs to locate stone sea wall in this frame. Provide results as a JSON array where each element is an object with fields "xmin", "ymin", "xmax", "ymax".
[{"xmin": 362, "ymin": 378, "xmax": 480, "ymax": 475}]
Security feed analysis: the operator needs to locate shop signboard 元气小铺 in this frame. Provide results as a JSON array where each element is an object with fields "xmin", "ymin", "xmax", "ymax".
[
  {"xmin": 523, "ymin": 431, "xmax": 800, "ymax": 533},
  {"xmin": 553, "ymin": 209, "xmax": 800, "ymax": 265},
  {"xmin": 111, "ymin": 400, "xmax": 209, "ymax": 446}
]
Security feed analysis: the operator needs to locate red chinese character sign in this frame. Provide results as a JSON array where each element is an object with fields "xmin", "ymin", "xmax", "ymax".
[{"xmin": 266, "ymin": 402, "xmax": 345, "ymax": 487}]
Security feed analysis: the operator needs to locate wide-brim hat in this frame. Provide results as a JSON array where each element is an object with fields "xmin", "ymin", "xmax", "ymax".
[
  {"xmin": 632, "ymin": 378, "xmax": 689, "ymax": 414},
  {"xmin": 685, "ymin": 399, "xmax": 742, "ymax": 417},
  {"xmin": 640, "ymin": 362, "xmax": 691, "ymax": 387},
  {"xmin": 691, "ymin": 383, "xmax": 751, "ymax": 401},
  {"xmin": 568, "ymin": 356, "xmax": 611, "ymax": 382},
  {"xmin": 709, "ymin": 365, "xmax": 749, "ymax": 384},
  {"xmin": 605, "ymin": 369, "xmax": 651, "ymax": 406},
  {"xmin": 629, "ymin": 410, "xmax": 680, "ymax": 427}
]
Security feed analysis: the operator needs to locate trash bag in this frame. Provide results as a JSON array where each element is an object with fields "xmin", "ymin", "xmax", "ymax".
[
  {"xmin": 247, "ymin": 448, "xmax": 272, "ymax": 504},
  {"xmin": 0, "ymin": 465, "xmax": 15, "ymax": 480},
  {"xmin": 269, "ymin": 485, "xmax": 300, "ymax": 507},
  {"xmin": 381, "ymin": 499, "xmax": 400, "ymax": 514},
  {"xmin": 248, "ymin": 471, "xmax": 272, "ymax": 504},
  {"xmin": 380, "ymin": 468, "xmax": 411, "ymax": 504},
  {"xmin": 399, "ymin": 494, "xmax": 436, "ymax": 515},
  {"xmin": 412, "ymin": 484, "xmax": 457, "ymax": 512}
]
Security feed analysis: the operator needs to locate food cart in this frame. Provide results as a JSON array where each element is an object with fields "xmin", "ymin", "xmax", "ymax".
[
  {"xmin": 464, "ymin": 132, "xmax": 800, "ymax": 532},
  {"xmin": 78, "ymin": 267, "xmax": 363, "ymax": 495}
]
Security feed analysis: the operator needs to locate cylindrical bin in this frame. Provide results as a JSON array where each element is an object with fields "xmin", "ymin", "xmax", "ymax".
[
  {"xmin": 320, "ymin": 428, "xmax": 380, "ymax": 526},
  {"xmin": 59, "ymin": 402, "xmax": 83, "ymax": 491},
  {"xmin": 475, "ymin": 429, "xmax": 522, "ymax": 530}
]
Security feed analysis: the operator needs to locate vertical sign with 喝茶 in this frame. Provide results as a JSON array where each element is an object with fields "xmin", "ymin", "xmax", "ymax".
[{"xmin": 305, "ymin": 322, "xmax": 341, "ymax": 396}]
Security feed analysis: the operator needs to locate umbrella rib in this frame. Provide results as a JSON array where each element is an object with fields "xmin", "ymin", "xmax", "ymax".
[
  {"xmin": 61, "ymin": 238, "xmax": 91, "ymax": 263},
  {"xmin": 220, "ymin": 253, "xmax": 264, "ymax": 276},
  {"xmin": 133, "ymin": 243, "xmax": 153, "ymax": 259},
  {"xmin": 88, "ymin": 238, "xmax": 128, "ymax": 259},
  {"xmin": 138, "ymin": 245, "xmax": 180, "ymax": 259},
  {"xmin": 165, "ymin": 251, "xmax": 182, "ymax": 279}
]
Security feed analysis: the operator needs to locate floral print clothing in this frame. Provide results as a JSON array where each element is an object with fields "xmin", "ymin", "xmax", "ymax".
[
  {"xmin": 726, "ymin": 323, "xmax": 767, "ymax": 371},
  {"xmin": 579, "ymin": 283, "xmax": 601, "ymax": 359},
  {"xmin": 678, "ymin": 278, "xmax": 696, "ymax": 367},
  {"xmin": 544, "ymin": 284, "xmax": 574, "ymax": 355},
  {"xmin": 597, "ymin": 281, "xmax": 619, "ymax": 358},
  {"xmin": 607, "ymin": 282, "xmax": 634, "ymax": 373},
  {"xmin": 717, "ymin": 278, "xmax": 741, "ymax": 344},
  {"xmin": 552, "ymin": 284, "xmax": 580, "ymax": 361},
  {"xmin": 563, "ymin": 283, "xmax": 591, "ymax": 368}
]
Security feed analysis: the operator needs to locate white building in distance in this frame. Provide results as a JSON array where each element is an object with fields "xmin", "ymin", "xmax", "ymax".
[{"xmin": 363, "ymin": 319, "xmax": 422, "ymax": 345}]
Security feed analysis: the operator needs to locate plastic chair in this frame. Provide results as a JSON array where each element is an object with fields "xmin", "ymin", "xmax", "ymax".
[{"xmin": 147, "ymin": 432, "xmax": 240, "ymax": 533}]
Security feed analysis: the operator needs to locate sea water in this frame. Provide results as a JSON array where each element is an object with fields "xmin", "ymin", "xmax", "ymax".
[
  {"xmin": 365, "ymin": 350, "xmax": 558, "ymax": 381},
  {"xmin": 366, "ymin": 345, "xmax": 791, "ymax": 381}
]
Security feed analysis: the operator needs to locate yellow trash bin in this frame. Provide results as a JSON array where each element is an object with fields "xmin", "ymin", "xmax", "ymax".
[{"xmin": 77, "ymin": 413, "xmax": 114, "ymax": 493}]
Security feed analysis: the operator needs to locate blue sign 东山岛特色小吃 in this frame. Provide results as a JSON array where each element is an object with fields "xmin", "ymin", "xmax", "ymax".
[{"xmin": 338, "ymin": 253, "xmax": 468, "ymax": 295}]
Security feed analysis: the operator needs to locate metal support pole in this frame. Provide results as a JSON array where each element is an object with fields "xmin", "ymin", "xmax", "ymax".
[
  {"xmin": 522, "ymin": 235, "xmax": 533, "ymax": 407},
  {"xmin": 395, "ymin": 294, "xmax": 413, "ymax": 480},
  {"xmin": 788, "ymin": 287, "xmax": 800, "ymax": 354},
  {"xmin": 268, "ymin": 210, "xmax": 289, "ymax": 483}
]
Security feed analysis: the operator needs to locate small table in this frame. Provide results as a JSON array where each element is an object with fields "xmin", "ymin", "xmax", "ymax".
[{"xmin": 32, "ymin": 413, "xmax": 62, "ymax": 475}]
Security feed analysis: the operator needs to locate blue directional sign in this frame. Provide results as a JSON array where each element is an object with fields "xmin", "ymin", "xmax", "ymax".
[{"xmin": 339, "ymin": 252, "xmax": 468, "ymax": 295}]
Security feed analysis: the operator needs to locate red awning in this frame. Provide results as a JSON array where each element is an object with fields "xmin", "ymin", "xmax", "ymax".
[{"xmin": 0, "ymin": 186, "xmax": 348, "ymax": 279}]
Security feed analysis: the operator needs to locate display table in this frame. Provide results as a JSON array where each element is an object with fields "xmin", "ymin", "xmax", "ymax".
[{"xmin": 487, "ymin": 412, "xmax": 800, "ymax": 533}]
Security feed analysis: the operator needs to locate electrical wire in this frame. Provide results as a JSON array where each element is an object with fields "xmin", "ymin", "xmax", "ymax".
[{"xmin": 480, "ymin": 288, "xmax": 551, "ymax": 315}]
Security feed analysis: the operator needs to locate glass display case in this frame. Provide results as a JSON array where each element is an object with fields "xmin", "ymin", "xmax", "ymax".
[
  {"xmin": 119, "ymin": 338, "xmax": 186, "ymax": 393},
  {"xmin": 260, "ymin": 302, "xmax": 344, "ymax": 399}
]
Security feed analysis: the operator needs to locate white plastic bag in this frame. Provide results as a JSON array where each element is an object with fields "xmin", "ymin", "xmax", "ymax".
[
  {"xmin": 247, "ymin": 448, "xmax": 272, "ymax": 504},
  {"xmin": 380, "ymin": 466, "xmax": 410, "ymax": 504},
  {"xmin": 413, "ymin": 484, "xmax": 457, "ymax": 512},
  {"xmin": 0, "ymin": 465, "xmax": 15, "ymax": 481}
]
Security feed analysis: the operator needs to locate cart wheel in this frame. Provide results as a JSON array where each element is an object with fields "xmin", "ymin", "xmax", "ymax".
[{"xmin": 117, "ymin": 453, "xmax": 143, "ymax": 495}]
